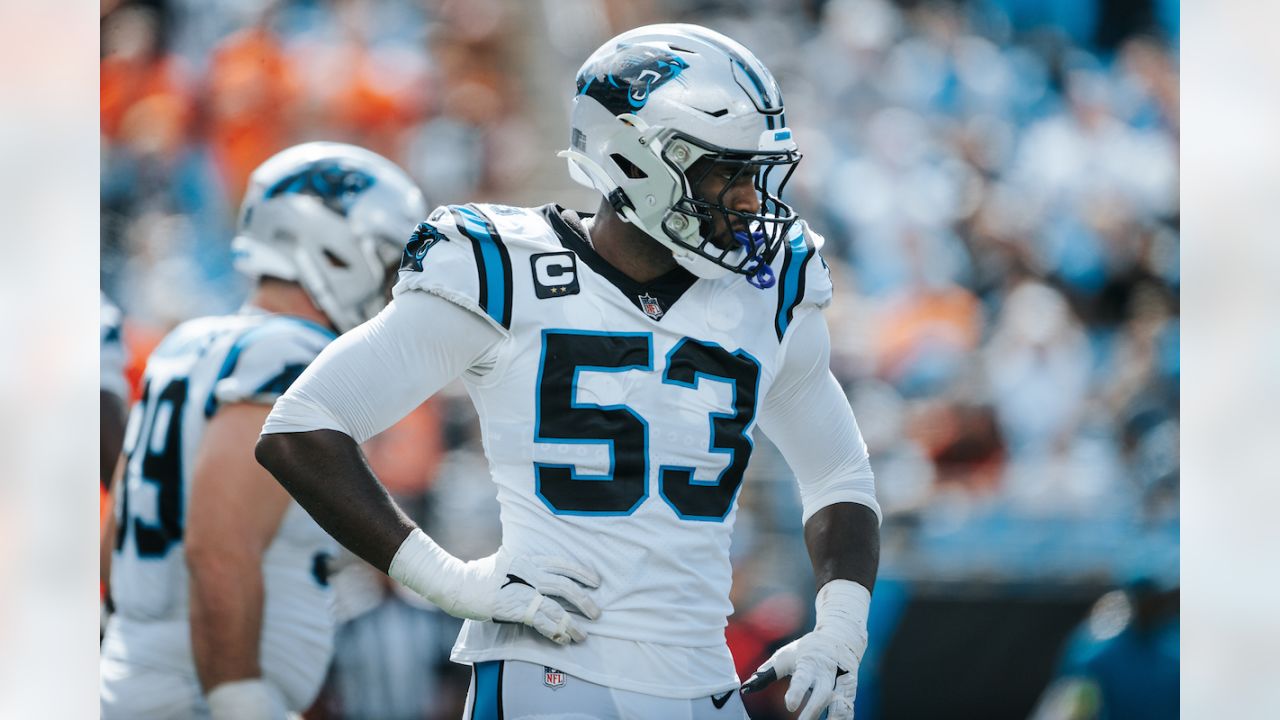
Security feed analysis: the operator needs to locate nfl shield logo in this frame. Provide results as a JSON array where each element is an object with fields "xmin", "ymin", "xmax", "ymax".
[
  {"xmin": 543, "ymin": 667, "xmax": 566, "ymax": 689},
  {"xmin": 638, "ymin": 293, "xmax": 664, "ymax": 320}
]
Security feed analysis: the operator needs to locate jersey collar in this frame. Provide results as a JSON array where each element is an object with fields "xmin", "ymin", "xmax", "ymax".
[{"xmin": 540, "ymin": 204, "xmax": 697, "ymax": 321}]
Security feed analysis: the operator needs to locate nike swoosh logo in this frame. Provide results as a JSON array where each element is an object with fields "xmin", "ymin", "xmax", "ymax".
[
  {"xmin": 501, "ymin": 574, "xmax": 533, "ymax": 590},
  {"xmin": 711, "ymin": 690, "xmax": 735, "ymax": 709}
]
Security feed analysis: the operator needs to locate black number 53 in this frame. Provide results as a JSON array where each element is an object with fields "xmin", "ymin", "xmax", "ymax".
[{"xmin": 534, "ymin": 330, "xmax": 760, "ymax": 522}]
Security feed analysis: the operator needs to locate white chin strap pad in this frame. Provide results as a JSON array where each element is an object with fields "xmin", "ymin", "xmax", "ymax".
[{"xmin": 672, "ymin": 247, "xmax": 734, "ymax": 279}]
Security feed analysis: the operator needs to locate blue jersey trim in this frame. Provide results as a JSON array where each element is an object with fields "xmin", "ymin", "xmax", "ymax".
[
  {"xmin": 203, "ymin": 317, "xmax": 334, "ymax": 417},
  {"xmin": 253, "ymin": 362, "xmax": 309, "ymax": 397},
  {"xmin": 774, "ymin": 228, "xmax": 814, "ymax": 341},
  {"xmin": 451, "ymin": 204, "xmax": 514, "ymax": 330}
]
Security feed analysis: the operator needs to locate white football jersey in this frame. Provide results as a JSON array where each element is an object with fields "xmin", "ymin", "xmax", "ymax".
[
  {"xmin": 394, "ymin": 203, "xmax": 832, "ymax": 695},
  {"xmin": 104, "ymin": 308, "xmax": 340, "ymax": 711}
]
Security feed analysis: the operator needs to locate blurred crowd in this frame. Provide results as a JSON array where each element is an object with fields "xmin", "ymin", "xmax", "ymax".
[
  {"xmin": 725, "ymin": 0, "xmax": 1179, "ymax": 588},
  {"xmin": 101, "ymin": 0, "xmax": 1178, "ymax": 717}
]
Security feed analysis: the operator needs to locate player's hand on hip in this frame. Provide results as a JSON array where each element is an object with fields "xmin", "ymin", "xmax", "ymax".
[
  {"xmin": 389, "ymin": 529, "xmax": 601, "ymax": 645},
  {"xmin": 480, "ymin": 549, "xmax": 602, "ymax": 645}
]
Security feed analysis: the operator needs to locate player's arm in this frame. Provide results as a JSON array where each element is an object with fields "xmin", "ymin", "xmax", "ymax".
[
  {"xmin": 98, "ymin": 453, "xmax": 124, "ymax": 599},
  {"xmin": 186, "ymin": 402, "xmax": 294, "ymax": 717},
  {"xmin": 99, "ymin": 389, "xmax": 128, "ymax": 608},
  {"xmin": 100, "ymin": 296, "xmax": 129, "ymax": 490},
  {"xmin": 746, "ymin": 308, "xmax": 881, "ymax": 720},
  {"xmin": 100, "ymin": 390, "xmax": 127, "ymax": 490},
  {"xmin": 256, "ymin": 289, "xmax": 601, "ymax": 643},
  {"xmin": 99, "ymin": 449, "xmax": 126, "ymax": 608},
  {"xmin": 100, "ymin": 298, "xmax": 130, "ymax": 603}
]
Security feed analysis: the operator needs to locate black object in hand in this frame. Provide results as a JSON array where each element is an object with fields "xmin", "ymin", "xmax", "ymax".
[{"xmin": 739, "ymin": 667, "xmax": 849, "ymax": 695}]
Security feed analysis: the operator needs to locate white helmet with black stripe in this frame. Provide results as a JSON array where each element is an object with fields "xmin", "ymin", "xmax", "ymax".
[
  {"xmin": 560, "ymin": 23, "xmax": 801, "ymax": 287},
  {"xmin": 232, "ymin": 142, "xmax": 427, "ymax": 332}
]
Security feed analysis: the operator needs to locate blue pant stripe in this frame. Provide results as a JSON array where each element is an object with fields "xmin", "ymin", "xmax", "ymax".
[{"xmin": 472, "ymin": 661, "xmax": 502, "ymax": 720}]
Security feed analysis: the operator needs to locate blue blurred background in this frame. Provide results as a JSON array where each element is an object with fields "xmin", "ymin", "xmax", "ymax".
[{"xmin": 100, "ymin": 0, "xmax": 1179, "ymax": 717}]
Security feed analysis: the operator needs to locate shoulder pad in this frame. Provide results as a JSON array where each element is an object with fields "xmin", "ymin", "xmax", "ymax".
[
  {"xmin": 205, "ymin": 316, "xmax": 335, "ymax": 416},
  {"xmin": 773, "ymin": 220, "xmax": 833, "ymax": 341},
  {"xmin": 101, "ymin": 294, "xmax": 124, "ymax": 346},
  {"xmin": 101, "ymin": 295, "xmax": 128, "ymax": 397},
  {"xmin": 394, "ymin": 203, "xmax": 516, "ymax": 332}
]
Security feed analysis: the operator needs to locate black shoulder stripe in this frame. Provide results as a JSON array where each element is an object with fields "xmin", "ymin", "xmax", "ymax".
[
  {"xmin": 253, "ymin": 362, "xmax": 309, "ymax": 397},
  {"xmin": 448, "ymin": 204, "xmax": 514, "ymax": 330}
]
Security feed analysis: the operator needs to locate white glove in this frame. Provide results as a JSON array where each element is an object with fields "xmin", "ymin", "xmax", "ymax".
[
  {"xmin": 742, "ymin": 580, "xmax": 870, "ymax": 720},
  {"xmin": 389, "ymin": 529, "xmax": 601, "ymax": 645}
]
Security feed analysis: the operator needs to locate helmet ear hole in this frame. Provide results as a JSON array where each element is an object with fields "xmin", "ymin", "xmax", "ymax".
[{"xmin": 610, "ymin": 153, "xmax": 649, "ymax": 179}]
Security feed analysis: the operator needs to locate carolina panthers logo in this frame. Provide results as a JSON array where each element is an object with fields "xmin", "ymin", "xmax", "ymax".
[
  {"xmin": 576, "ymin": 45, "xmax": 690, "ymax": 115},
  {"xmin": 263, "ymin": 161, "xmax": 377, "ymax": 217},
  {"xmin": 400, "ymin": 222, "xmax": 447, "ymax": 272}
]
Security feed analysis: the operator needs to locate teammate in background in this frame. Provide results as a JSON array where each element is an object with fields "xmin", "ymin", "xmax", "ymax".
[
  {"xmin": 258, "ymin": 24, "xmax": 879, "ymax": 720},
  {"xmin": 101, "ymin": 292, "xmax": 131, "ymax": 609},
  {"xmin": 101, "ymin": 293, "xmax": 130, "ymax": 533},
  {"xmin": 100, "ymin": 142, "xmax": 426, "ymax": 720},
  {"xmin": 101, "ymin": 292, "xmax": 130, "ymax": 489}
]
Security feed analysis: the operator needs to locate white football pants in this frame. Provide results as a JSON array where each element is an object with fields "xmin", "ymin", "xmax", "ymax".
[{"xmin": 462, "ymin": 659, "xmax": 748, "ymax": 720}]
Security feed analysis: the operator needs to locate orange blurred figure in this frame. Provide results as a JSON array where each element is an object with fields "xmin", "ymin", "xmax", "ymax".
[
  {"xmin": 101, "ymin": 5, "xmax": 192, "ymax": 142},
  {"xmin": 205, "ymin": 22, "xmax": 302, "ymax": 201}
]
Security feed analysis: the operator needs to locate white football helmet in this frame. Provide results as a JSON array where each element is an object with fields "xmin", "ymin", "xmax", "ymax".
[
  {"xmin": 560, "ymin": 23, "xmax": 801, "ymax": 287},
  {"xmin": 232, "ymin": 142, "xmax": 427, "ymax": 332}
]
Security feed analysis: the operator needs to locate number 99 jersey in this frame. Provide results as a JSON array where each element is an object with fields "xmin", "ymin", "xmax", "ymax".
[
  {"xmin": 395, "ymin": 203, "xmax": 833, "ymax": 695},
  {"xmin": 105, "ymin": 309, "xmax": 339, "ymax": 710}
]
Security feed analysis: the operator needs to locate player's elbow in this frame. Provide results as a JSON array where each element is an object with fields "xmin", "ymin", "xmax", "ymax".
[
  {"xmin": 254, "ymin": 433, "xmax": 293, "ymax": 484},
  {"xmin": 255, "ymin": 430, "xmax": 341, "ymax": 496}
]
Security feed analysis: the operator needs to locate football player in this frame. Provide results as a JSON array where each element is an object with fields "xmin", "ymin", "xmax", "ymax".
[
  {"xmin": 101, "ymin": 292, "xmax": 130, "ymax": 586},
  {"xmin": 101, "ymin": 291, "xmax": 129, "ymax": 493},
  {"xmin": 257, "ymin": 24, "xmax": 879, "ymax": 720},
  {"xmin": 100, "ymin": 142, "xmax": 426, "ymax": 719}
]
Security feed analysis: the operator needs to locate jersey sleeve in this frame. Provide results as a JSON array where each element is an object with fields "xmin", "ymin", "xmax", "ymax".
[
  {"xmin": 262, "ymin": 290, "xmax": 505, "ymax": 443},
  {"xmin": 757, "ymin": 308, "xmax": 880, "ymax": 524},
  {"xmin": 392, "ymin": 204, "xmax": 515, "ymax": 334},
  {"xmin": 204, "ymin": 318, "xmax": 335, "ymax": 417},
  {"xmin": 772, "ymin": 219, "xmax": 834, "ymax": 342}
]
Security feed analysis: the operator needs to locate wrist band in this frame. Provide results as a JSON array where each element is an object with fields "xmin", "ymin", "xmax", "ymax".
[
  {"xmin": 206, "ymin": 678, "xmax": 287, "ymax": 720},
  {"xmin": 815, "ymin": 579, "xmax": 871, "ymax": 659},
  {"xmin": 388, "ymin": 528, "xmax": 474, "ymax": 617}
]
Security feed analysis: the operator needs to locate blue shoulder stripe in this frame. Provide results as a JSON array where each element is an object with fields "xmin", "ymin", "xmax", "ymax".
[
  {"xmin": 449, "ymin": 204, "xmax": 514, "ymax": 330},
  {"xmin": 203, "ymin": 317, "xmax": 335, "ymax": 417},
  {"xmin": 774, "ymin": 228, "xmax": 815, "ymax": 341}
]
